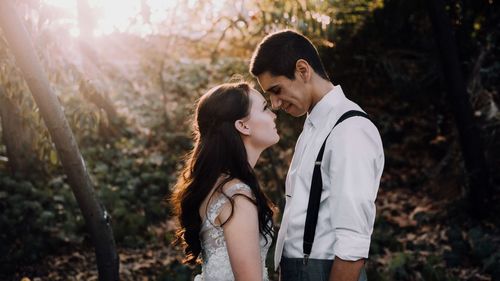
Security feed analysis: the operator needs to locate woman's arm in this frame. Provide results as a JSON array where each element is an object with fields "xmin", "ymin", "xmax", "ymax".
[{"xmin": 218, "ymin": 194, "xmax": 263, "ymax": 281}]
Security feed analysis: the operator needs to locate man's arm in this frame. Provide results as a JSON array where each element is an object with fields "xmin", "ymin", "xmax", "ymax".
[
  {"xmin": 326, "ymin": 119, "xmax": 384, "ymax": 280},
  {"xmin": 329, "ymin": 257, "xmax": 365, "ymax": 281}
]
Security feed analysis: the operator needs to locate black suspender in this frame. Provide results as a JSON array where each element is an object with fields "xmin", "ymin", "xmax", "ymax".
[{"xmin": 302, "ymin": 110, "xmax": 371, "ymax": 265}]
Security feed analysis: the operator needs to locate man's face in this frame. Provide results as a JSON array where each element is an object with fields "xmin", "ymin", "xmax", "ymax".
[{"xmin": 257, "ymin": 71, "xmax": 311, "ymax": 117}]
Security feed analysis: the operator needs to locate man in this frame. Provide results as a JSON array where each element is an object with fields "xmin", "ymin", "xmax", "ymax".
[{"xmin": 249, "ymin": 30, "xmax": 384, "ymax": 281}]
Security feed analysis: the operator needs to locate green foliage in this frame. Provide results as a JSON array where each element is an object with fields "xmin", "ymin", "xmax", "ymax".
[{"xmin": 0, "ymin": 172, "xmax": 82, "ymax": 274}]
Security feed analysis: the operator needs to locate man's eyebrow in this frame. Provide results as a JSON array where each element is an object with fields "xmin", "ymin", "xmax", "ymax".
[{"xmin": 265, "ymin": 85, "xmax": 280, "ymax": 93}]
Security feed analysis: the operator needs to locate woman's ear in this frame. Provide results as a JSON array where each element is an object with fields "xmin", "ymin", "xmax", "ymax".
[
  {"xmin": 295, "ymin": 59, "xmax": 311, "ymax": 82},
  {"xmin": 234, "ymin": 119, "xmax": 251, "ymax": 136}
]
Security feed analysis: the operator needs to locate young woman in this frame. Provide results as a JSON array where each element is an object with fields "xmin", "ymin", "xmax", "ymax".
[{"xmin": 171, "ymin": 82, "xmax": 279, "ymax": 281}]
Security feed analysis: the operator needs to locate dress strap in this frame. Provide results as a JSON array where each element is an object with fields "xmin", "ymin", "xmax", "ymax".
[{"xmin": 207, "ymin": 183, "xmax": 253, "ymax": 226}]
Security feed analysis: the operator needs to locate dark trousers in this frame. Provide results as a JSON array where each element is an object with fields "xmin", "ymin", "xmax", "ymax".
[{"xmin": 279, "ymin": 258, "xmax": 367, "ymax": 281}]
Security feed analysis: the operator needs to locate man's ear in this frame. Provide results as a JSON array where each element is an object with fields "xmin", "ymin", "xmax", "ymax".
[
  {"xmin": 234, "ymin": 119, "xmax": 250, "ymax": 136},
  {"xmin": 295, "ymin": 59, "xmax": 311, "ymax": 82}
]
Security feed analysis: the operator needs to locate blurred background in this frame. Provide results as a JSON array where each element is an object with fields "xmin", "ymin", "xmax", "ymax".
[{"xmin": 0, "ymin": 0, "xmax": 499, "ymax": 280}]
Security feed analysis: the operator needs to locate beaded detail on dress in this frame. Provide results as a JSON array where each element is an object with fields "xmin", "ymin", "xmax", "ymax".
[{"xmin": 194, "ymin": 183, "xmax": 271, "ymax": 281}]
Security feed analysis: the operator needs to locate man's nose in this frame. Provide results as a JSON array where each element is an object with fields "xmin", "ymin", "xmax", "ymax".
[{"xmin": 270, "ymin": 95, "xmax": 282, "ymax": 110}]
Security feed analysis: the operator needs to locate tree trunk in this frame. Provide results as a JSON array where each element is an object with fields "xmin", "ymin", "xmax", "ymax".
[
  {"xmin": 0, "ymin": 87, "xmax": 36, "ymax": 176},
  {"xmin": 0, "ymin": 1, "xmax": 119, "ymax": 280},
  {"xmin": 426, "ymin": 0, "xmax": 492, "ymax": 218}
]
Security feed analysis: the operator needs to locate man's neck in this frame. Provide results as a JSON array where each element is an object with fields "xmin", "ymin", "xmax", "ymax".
[{"xmin": 309, "ymin": 78, "xmax": 335, "ymax": 113}]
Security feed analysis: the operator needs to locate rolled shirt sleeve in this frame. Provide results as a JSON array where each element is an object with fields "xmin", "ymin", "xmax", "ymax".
[{"xmin": 326, "ymin": 120, "xmax": 384, "ymax": 261}]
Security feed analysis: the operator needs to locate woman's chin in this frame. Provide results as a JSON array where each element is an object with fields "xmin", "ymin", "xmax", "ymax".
[{"xmin": 271, "ymin": 135, "xmax": 280, "ymax": 145}]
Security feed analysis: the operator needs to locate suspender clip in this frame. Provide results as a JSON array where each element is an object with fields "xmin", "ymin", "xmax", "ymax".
[{"xmin": 303, "ymin": 254, "xmax": 309, "ymax": 265}]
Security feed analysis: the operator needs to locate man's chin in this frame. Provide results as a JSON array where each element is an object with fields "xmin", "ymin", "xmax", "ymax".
[{"xmin": 289, "ymin": 110, "xmax": 307, "ymax": 117}]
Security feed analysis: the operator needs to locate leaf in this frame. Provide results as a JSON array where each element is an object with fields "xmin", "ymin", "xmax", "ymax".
[{"xmin": 50, "ymin": 149, "xmax": 58, "ymax": 165}]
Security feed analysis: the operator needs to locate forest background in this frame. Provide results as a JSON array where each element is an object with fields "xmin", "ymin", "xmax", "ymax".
[{"xmin": 0, "ymin": 0, "xmax": 499, "ymax": 280}]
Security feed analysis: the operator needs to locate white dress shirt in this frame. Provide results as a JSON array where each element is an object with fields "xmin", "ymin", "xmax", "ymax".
[{"xmin": 274, "ymin": 85, "xmax": 384, "ymax": 269}]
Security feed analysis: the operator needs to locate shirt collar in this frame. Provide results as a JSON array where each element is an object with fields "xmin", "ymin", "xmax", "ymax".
[{"xmin": 306, "ymin": 85, "xmax": 345, "ymax": 128}]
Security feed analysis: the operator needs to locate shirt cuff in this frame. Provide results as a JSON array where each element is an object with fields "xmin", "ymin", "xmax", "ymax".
[{"xmin": 333, "ymin": 230, "xmax": 371, "ymax": 261}]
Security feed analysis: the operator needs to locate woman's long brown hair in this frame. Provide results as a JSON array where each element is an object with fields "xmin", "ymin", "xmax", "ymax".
[{"xmin": 170, "ymin": 82, "xmax": 274, "ymax": 264}]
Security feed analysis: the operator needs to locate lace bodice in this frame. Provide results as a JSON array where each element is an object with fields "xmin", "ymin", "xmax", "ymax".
[{"xmin": 194, "ymin": 183, "xmax": 272, "ymax": 281}]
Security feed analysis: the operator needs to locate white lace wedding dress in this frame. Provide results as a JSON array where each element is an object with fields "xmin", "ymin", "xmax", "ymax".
[{"xmin": 194, "ymin": 183, "xmax": 271, "ymax": 281}]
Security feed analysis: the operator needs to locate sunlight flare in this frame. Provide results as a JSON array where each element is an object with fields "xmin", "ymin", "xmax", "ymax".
[{"xmin": 43, "ymin": 0, "xmax": 175, "ymax": 37}]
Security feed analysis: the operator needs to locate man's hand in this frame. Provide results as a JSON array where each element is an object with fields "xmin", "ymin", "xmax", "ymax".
[{"xmin": 328, "ymin": 256, "xmax": 364, "ymax": 281}]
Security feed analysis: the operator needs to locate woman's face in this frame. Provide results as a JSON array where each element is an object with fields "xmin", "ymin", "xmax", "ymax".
[{"xmin": 243, "ymin": 89, "xmax": 279, "ymax": 149}]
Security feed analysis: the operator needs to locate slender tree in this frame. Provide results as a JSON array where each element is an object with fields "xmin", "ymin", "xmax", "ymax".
[
  {"xmin": 426, "ymin": 0, "xmax": 492, "ymax": 218},
  {"xmin": 0, "ymin": 1, "xmax": 119, "ymax": 280}
]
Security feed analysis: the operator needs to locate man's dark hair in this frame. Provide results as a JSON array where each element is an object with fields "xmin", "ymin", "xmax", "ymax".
[{"xmin": 249, "ymin": 30, "xmax": 330, "ymax": 81}]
